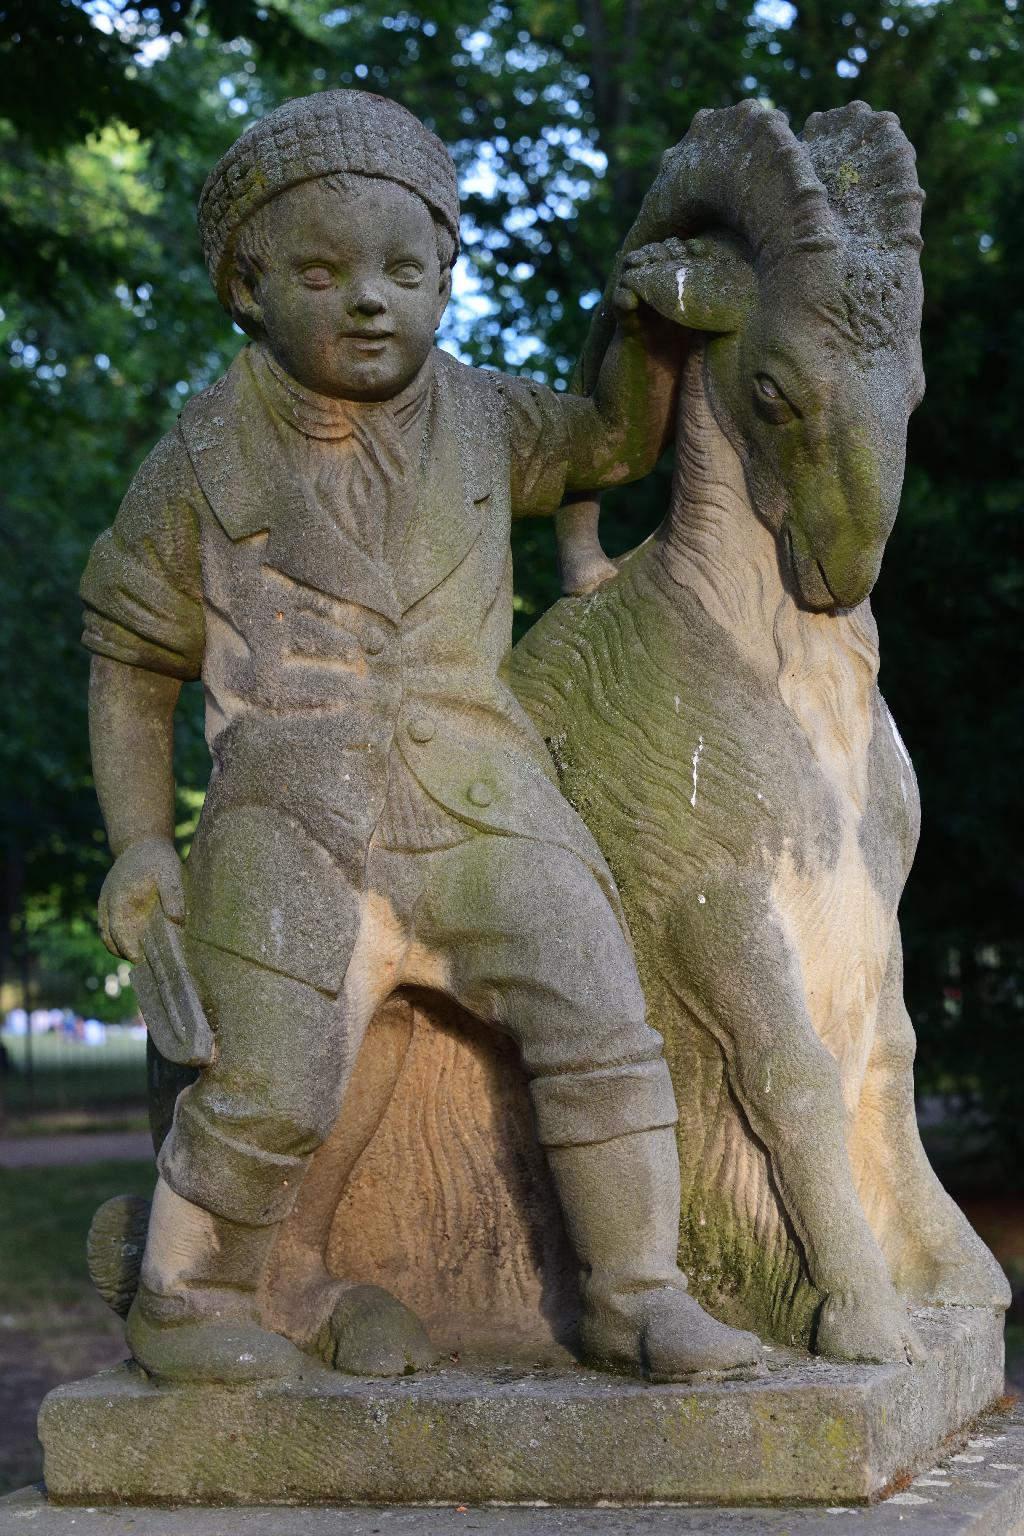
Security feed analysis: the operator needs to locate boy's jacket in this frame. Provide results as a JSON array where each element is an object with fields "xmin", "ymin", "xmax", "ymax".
[{"xmin": 82, "ymin": 346, "xmax": 621, "ymax": 992}]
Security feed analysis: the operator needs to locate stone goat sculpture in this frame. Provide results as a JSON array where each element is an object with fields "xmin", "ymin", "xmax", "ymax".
[{"xmin": 512, "ymin": 100, "xmax": 1009, "ymax": 1361}]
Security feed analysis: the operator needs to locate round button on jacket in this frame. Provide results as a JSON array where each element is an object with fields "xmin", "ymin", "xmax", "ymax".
[
  {"xmin": 407, "ymin": 715, "xmax": 435, "ymax": 743},
  {"xmin": 467, "ymin": 781, "xmax": 493, "ymax": 807},
  {"xmin": 362, "ymin": 627, "xmax": 386, "ymax": 656}
]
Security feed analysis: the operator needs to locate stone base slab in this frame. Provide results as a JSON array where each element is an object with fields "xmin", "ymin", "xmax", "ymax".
[
  {"xmin": 38, "ymin": 1308, "xmax": 1004, "ymax": 1508},
  {"xmin": 10, "ymin": 1408, "xmax": 1024, "ymax": 1535}
]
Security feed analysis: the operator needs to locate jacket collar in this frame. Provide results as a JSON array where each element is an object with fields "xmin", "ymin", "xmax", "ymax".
[
  {"xmin": 249, "ymin": 344, "xmax": 431, "ymax": 444},
  {"xmin": 178, "ymin": 347, "xmax": 492, "ymax": 618}
]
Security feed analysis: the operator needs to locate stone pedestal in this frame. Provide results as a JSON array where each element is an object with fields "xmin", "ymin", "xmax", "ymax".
[{"xmin": 39, "ymin": 1306, "xmax": 1003, "ymax": 1508}]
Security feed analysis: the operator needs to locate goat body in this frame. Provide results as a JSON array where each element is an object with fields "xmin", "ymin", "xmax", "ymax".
[{"xmin": 513, "ymin": 345, "xmax": 1005, "ymax": 1355}]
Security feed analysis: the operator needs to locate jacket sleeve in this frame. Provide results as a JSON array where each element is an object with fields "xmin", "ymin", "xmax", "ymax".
[
  {"xmin": 497, "ymin": 374, "xmax": 571, "ymax": 520},
  {"xmin": 80, "ymin": 428, "xmax": 205, "ymax": 680}
]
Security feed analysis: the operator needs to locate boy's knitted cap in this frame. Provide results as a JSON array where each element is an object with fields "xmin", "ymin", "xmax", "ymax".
[{"xmin": 198, "ymin": 90, "xmax": 460, "ymax": 302}]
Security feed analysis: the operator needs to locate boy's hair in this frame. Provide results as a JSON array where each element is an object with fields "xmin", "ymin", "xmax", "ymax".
[{"xmin": 229, "ymin": 171, "xmax": 456, "ymax": 332}]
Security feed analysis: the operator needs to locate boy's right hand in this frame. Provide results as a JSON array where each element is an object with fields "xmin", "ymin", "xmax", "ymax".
[
  {"xmin": 614, "ymin": 237, "xmax": 693, "ymax": 330},
  {"xmin": 98, "ymin": 837, "xmax": 185, "ymax": 962}
]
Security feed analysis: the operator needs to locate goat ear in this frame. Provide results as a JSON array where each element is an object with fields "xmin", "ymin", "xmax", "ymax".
[{"xmin": 620, "ymin": 231, "xmax": 754, "ymax": 334}]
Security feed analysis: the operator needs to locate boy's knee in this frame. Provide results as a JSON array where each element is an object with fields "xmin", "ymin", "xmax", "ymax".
[
  {"xmin": 159, "ymin": 1068, "xmax": 340, "ymax": 1226},
  {"xmin": 515, "ymin": 851, "xmax": 644, "ymax": 1015},
  {"xmin": 202, "ymin": 1038, "xmax": 344, "ymax": 1156},
  {"xmin": 255, "ymin": 1085, "xmax": 339, "ymax": 1157},
  {"xmin": 512, "ymin": 961, "xmax": 668, "ymax": 1143},
  {"xmin": 510, "ymin": 931, "xmax": 651, "ymax": 1078},
  {"xmin": 156, "ymin": 968, "xmax": 348, "ymax": 1224}
]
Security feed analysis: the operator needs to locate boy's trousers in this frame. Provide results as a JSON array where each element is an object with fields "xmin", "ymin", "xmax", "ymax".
[{"xmin": 159, "ymin": 823, "xmax": 678, "ymax": 1226}]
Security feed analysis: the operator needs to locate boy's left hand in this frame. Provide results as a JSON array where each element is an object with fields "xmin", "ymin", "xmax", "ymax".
[{"xmin": 613, "ymin": 237, "xmax": 692, "ymax": 333}]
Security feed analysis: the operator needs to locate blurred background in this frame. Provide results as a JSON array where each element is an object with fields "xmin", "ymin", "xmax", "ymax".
[{"xmin": 0, "ymin": 0, "xmax": 1021, "ymax": 1495}]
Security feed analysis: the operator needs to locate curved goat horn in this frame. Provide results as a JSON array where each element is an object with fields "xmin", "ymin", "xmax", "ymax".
[
  {"xmin": 641, "ymin": 100, "xmax": 841, "ymax": 268},
  {"xmin": 578, "ymin": 99, "xmax": 840, "ymax": 391},
  {"xmin": 800, "ymin": 100, "xmax": 924, "ymax": 254}
]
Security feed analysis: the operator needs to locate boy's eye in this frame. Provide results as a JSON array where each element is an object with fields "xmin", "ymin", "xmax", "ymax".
[
  {"xmin": 299, "ymin": 265, "xmax": 335, "ymax": 289},
  {"xmin": 390, "ymin": 261, "xmax": 423, "ymax": 285}
]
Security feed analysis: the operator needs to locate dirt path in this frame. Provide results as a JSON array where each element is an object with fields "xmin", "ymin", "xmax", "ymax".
[{"xmin": 0, "ymin": 1131, "xmax": 153, "ymax": 1168}]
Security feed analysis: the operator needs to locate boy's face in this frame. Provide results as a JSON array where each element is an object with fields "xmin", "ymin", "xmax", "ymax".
[{"xmin": 236, "ymin": 178, "xmax": 451, "ymax": 401}]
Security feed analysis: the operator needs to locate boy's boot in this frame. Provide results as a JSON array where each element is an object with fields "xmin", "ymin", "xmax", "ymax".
[
  {"xmin": 125, "ymin": 1176, "xmax": 307, "ymax": 1384},
  {"xmin": 547, "ymin": 1126, "xmax": 763, "ymax": 1379}
]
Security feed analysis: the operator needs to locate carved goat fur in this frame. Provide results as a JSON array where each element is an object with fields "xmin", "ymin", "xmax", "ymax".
[{"xmin": 512, "ymin": 101, "xmax": 1008, "ymax": 1361}]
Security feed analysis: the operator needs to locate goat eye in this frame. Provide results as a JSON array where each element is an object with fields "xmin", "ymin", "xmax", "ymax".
[{"xmin": 753, "ymin": 373, "xmax": 795, "ymax": 424}]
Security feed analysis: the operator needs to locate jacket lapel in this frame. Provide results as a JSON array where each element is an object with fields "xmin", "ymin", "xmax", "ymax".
[
  {"xmin": 264, "ymin": 480, "xmax": 401, "ymax": 621},
  {"xmin": 178, "ymin": 351, "xmax": 272, "ymax": 541},
  {"xmin": 396, "ymin": 353, "xmax": 491, "ymax": 613}
]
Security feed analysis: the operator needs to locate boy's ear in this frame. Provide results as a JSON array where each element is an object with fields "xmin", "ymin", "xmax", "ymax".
[{"xmin": 228, "ymin": 267, "xmax": 264, "ymax": 337}]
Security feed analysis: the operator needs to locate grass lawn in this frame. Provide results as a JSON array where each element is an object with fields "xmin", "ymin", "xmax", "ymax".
[
  {"xmin": 1, "ymin": 1030, "xmax": 147, "ymax": 1117},
  {"xmin": 0, "ymin": 1159, "xmax": 155, "ymax": 1495}
]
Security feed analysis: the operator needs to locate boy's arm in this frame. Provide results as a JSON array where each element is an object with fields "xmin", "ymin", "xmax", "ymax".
[
  {"xmin": 503, "ymin": 242, "xmax": 689, "ymax": 528},
  {"xmin": 90, "ymin": 657, "xmax": 185, "ymax": 960},
  {"xmin": 81, "ymin": 429, "xmax": 204, "ymax": 960},
  {"xmin": 561, "ymin": 272, "xmax": 686, "ymax": 495},
  {"xmin": 91, "ymin": 658, "xmax": 180, "ymax": 855}
]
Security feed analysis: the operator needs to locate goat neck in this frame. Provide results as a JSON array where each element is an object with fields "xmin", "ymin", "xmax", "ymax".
[{"xmin": 652, "ymin": 340, "xmax": 881, "ymax": 813}]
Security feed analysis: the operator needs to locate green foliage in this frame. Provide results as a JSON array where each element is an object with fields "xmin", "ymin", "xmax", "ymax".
[
  {"xmin": 0, "ymin": 0, "xmax": 1020, "ymax": 1170},
  {"xmin": 23, "ymin": 906, "xmax": 139, "ymax": 1021}
]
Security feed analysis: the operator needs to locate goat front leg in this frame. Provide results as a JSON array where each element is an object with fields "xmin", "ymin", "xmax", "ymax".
[
  {"xmin": 849, "ymin": 926, "xmax": 1010, "ymax": 1310},
  {"xmin": 673, "ymin": 871, "xmax": 925, "ymax": 1363}
]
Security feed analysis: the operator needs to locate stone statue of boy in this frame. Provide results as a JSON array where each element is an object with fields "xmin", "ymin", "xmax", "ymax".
[{"xmin": 81, "ymin": 90, "xmax": 759, "ymax": 1385}]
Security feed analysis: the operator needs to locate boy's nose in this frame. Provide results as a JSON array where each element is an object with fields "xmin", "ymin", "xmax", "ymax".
[{"xmin": 348, "ymin": 283, "xmax": 387, "ymax": 317}]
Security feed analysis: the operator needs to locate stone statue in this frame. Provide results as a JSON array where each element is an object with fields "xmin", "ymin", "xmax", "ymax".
[
  {"xmin": 513, "ymin": 99, "xmax": 1010, "ymax": 1359},
  {"xmin": 79, "ymin": 88, "xmax": 761, "ymax": 1387},
  {"xmin": 49, "ymin": 90, "xmax": 1014, "ymax": 1512}
]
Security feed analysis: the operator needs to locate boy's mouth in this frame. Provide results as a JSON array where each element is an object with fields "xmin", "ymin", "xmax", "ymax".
[{"xmin": 341, "ymin": 330, "xmax": 394, "ymax": 355}]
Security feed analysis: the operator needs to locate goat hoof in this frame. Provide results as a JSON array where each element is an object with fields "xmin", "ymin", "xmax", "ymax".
[
  {"xmin": 815, "ymin": 1286, "xmax": 926, "ymax": 1365},
  {"xmin": 315, "ymin": 1284, "xmax": 436, "ymax": 1377}
]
